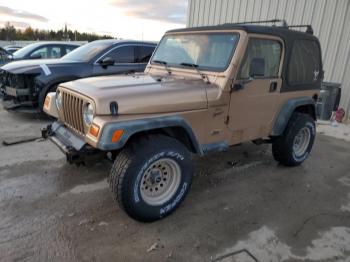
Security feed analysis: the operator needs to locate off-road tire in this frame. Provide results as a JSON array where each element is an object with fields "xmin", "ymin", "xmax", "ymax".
[
  {"xmin": 272, "ymin": 112, "xmax": 315, "ymax": 166},
  {"xmin": 109, "ymin": 135, "xmax": 193, "ymax": 222}
]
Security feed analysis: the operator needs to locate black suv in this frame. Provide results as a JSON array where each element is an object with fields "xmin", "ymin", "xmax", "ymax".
[{"xmin": 0, "ymin": 40, "xmax": 156, "ymax": 112}]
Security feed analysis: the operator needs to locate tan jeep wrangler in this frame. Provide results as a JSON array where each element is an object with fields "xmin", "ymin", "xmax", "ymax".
[{"xmin": 43, "ymin": 21, "xmax": 323, "ymax": 222}]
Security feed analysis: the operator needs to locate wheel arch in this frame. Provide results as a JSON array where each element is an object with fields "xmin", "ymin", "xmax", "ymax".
[
  {"xmin": 272, "ymin": 97, "xmax": 316, "ymax": 136},
  {"xmin": 97, "ymin": 116, "xmax": 203, "ymax": 155}
]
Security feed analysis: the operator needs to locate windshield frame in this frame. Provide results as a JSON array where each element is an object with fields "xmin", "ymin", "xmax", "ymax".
[{"xmin": 150, "ymin": 31, "xmax": 240, "ymax": 72}]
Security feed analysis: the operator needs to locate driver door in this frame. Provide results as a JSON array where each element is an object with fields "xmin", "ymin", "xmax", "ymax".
[{"xmin": 227, "ymin": 36, "xmax": 284, "ymax": 144}]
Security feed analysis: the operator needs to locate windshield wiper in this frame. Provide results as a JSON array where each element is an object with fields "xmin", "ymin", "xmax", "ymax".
[
  {"xmin": 180, "ymin": 62, "xmax": 210, "ymax": 83},
  {"xmin": 152, "ymin": 60, "xmax": 171, "ymax": 75}
]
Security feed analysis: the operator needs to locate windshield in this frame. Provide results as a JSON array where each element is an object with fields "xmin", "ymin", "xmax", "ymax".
[
  {"xmin": 12, "ymin": 43, "xmax": 41, "ymax": 59},
  {"xmin": 151, "ymin": 33, "xmax": 239, "ymax": 71},
  {"xmin": 61, "ymin": 41, "xmax": 112, "ymax": 62}
]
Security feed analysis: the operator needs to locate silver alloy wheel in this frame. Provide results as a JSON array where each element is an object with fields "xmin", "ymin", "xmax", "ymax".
[
  {"xmin": 293, "ymin": 127, "xmax": 311, "ymax": 157},
  {"xmin": 140, "ymin": 158, "xmax": 181, "ymax": 206}
]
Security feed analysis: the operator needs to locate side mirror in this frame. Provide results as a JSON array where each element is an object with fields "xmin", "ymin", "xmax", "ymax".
[
  {"xmin": 98, "ymin": 57, "xmax": 115, "ymax": 68},
  {"xmin": 30, "ymin": 54, "xmax": 42, "ymax": 59},
  {"xmin": 249, "ymin": 58, "xmax": 265, "ymax": 78},
  {"xmin": 232, "ymin": 77, "xmax": 254, "ymax": 91}
]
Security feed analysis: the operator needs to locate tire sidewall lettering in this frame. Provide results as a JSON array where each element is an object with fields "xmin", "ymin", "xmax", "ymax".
[{"xmin": 160, "ymin": 182, "xmax": 187, "ymax": 216}]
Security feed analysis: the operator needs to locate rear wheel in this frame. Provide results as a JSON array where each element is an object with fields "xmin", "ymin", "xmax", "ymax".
[
  {"xmin": 109, "ymin": 135, "xmax": 193, "ymax": 222},
  {"xmin": 272, "ymin": 112, "xmax": 315, "ymax": 166}
]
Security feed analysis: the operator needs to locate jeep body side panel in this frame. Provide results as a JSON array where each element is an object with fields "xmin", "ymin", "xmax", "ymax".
[
  {"xmin": 224, "ymin": 29, "xmax": 320, "ymax": 145},
  {"xmin": 271, "ymin": 97, "xmax": 316, "ymax": 136},
  {"xmin": 226, "ymin": 33, "xmax": 285, "ymax": 144}
]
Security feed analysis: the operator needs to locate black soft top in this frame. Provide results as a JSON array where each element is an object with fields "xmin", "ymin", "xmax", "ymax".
[
  {"xmin": 167, "ymin": 24, "xmax": 323, "ymax": 92},
  {"xmin": 167, "ymin": 24, "xmax": 319, "ymax": 42}
]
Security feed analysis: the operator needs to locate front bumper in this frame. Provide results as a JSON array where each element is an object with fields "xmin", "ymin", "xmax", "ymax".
[
  {"xmin": 1, "ymin": 85, "xmax": 36, "ymax": 112},
  {"xmin": 42, "ymin": 122, "xmax": 97, "ymax": 164},
  {"xmin": 0, "ymin": 71, "xmax": 39, "ymax": 112},
  {"xmin": 1, "ymin": 99, "xmax": 37, "ymax": 112},
  {"xmin": 3, "ymin": 85, "xmax": 31, "ymax": 97}
]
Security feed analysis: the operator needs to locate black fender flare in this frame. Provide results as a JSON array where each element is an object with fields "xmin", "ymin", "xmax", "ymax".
[
  {"xmin": 97, "ymin": 116, "xmax": 203, "ymax": 154},
  {"xmin": 271, "ymin": 97, "xmax": 316, "ymax": 136}
]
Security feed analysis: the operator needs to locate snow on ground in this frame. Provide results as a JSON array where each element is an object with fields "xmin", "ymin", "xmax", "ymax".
[{"xmin": 317, "ymin": 120, "xmax": 350, "ymax": 142}]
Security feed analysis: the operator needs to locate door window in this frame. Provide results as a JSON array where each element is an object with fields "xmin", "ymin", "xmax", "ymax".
[
  {"xmin": 137, "ymin": 46, "xmax": 155, "ymax": 63},
  {"xmin": 30, "ymin": 47, "xmax": 49, "ymax": 58},
  {"xmin": 238, "ymin": 38, "xmax": 282, "ymax": 79},
  {"xmin": 105, "ymin": 46, "xmax": 136, "ymax": 63},
  {"xmin": 50, "ymin": 46, "xmax": 61, "ymax": 58}
]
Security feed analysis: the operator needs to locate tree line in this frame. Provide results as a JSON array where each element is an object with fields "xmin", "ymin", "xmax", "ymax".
[{"xmin": 0, "ymin": 22, "xmax": 114, "ymax": 42}]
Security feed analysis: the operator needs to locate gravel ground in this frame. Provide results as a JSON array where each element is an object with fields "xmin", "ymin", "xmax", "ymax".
[{"xmin": 1, "ymin": 106, "xmax": 350, "ymax": 262}]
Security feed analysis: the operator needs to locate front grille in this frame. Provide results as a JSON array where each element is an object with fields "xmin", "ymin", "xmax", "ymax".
[
  {"xmin": 0, "ymin": 71, "xmax": 23, "ymax": 88},
  {"xmin": 62, "ymin": 91, "xmax": 85, "ymax": 135}
]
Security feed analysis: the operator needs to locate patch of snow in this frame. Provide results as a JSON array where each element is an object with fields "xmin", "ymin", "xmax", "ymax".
[
  {"xmin": 317, "ymin": 121, "xmax": 350, "ymax": 142},
  {"xmin": 68, "ymin": 179, "xmax": 108, "ymax": 194}
]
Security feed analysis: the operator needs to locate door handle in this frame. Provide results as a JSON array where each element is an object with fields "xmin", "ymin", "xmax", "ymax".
[{"xmin": 269, "ymin": 81, "xmax": 278, "ymax": 92}]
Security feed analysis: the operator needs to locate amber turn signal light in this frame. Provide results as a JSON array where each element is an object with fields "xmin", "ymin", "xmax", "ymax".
[
  {"xmin": 111, "ymin": 130, "xmax": 124, "ymax": 143},
  {"xmin": 89, "ymin": 123, "xmax": 100, "ymax": 137},
  {"xmin": 44, "ymin": 96, "xmax": 50, "ymax": 109}
]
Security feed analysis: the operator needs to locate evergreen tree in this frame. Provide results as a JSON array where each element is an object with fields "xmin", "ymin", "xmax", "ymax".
[{"xmin": 0, "ymin": 22, "xmax": 114, "ymax": 41}]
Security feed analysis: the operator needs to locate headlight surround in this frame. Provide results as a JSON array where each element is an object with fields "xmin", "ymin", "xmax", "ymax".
[
  {"xmin": 83, "ymin": 103, "xmax": 94, "ymax": 126},
  {"xmin": 55, "ymin": 89, "xmax": 62, "ymax": 110}
]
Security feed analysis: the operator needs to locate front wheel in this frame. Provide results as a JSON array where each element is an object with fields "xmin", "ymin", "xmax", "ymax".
[
  {"xmin": 109, "ymin": 135, "xmax": 193, "ymax": 222},
  {"xmin": 272, "ymin": 112, "xmax": 316, "ymax": 166}
]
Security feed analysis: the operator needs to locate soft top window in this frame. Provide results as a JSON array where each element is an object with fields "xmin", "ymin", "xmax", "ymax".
[
  {"xmin": 238, "ymin": 38, "xmax": 282, "ymax": 79},
  {"xmin": 288, "ymin": 40, "xmax": 322, "ymax": 86}
]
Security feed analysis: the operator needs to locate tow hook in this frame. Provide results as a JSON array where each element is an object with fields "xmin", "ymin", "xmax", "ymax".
[{"xmin": 41, "ymin": 124, "xmax": 52, "ymax": 139}]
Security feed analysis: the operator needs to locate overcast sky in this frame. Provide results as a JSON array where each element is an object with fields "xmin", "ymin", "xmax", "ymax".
[{"xmin": 0, "ymin": 0, "xmax": 188, "ymax": 40}]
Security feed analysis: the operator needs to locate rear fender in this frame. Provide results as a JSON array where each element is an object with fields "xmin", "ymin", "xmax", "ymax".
[{"xmin": 272, "ymin": 97, "xmax": 316, "ymax": 136}]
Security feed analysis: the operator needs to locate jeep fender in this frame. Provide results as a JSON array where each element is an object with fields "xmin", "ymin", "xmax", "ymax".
[
  {"xmin": 97, "ymin": 116, "xmax": 203, "ymax": 154},
  {"xmin": 271, "ymin": 97, "xmax": 316, "ymax": 136}
]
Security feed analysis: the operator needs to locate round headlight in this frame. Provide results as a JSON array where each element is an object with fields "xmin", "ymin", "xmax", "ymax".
[
  {"xmin": 55, "ymin": 89, "xmax": 62, "ymax": 109},
  {"xmin": 83, "ymin": 103, "xmax": 94, "ymax": 125}
]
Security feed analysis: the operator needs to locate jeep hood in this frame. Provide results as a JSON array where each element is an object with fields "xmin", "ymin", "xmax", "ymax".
[
  {"xmin": 1, "ymin": 58, "xmax": 79, "ymax": 74},
  {"xmin": 62, "ymin": 74, "xmax": 217, "ymax": 115}
]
